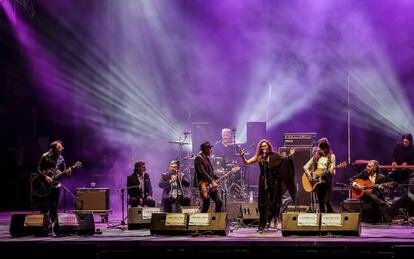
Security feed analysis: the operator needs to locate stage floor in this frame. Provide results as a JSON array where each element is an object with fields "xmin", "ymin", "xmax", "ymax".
[{"xmin": 1, "ymin": 211, "xmax": 414, "ymax": 258}]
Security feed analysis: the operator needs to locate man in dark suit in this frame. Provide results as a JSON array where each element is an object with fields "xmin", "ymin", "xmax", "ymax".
[
  {"xmin": 159, "ymin": 160, "xmax": 191, "ymax": 212},
  {"xmin": 352, "ymin": 160, "xmax": 394, "ymax": 223},
  {"xmin": 127, "ymin": 161, "xmax": 155, "ymax": 207},
  {"xmin": 194, "ymin": 142, "xmax": 222, "ymax": 213}
]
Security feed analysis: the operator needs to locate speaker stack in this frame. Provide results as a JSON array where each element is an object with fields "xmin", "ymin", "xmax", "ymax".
[
  {"xmin": 238, "ymin": 203, "xmax": 259, "ymax": 224},
  {"xmin": 279, "ymin": 132, "xmax": 316, "ymax": 206},
  {"xmin": 10, "ymin": 214, "xmax": 49, "ymax": 237},
  {"xmin": 128, "ymin": 207, "xmax": 161, "ymax": 230},
  {"xmin": 10, "ymin": 212, "xmax": 95, "ymax": 237},
  {"xmin": 150, "ymin": 212, "xmax": 229, "ymax": 236},
  {"xmin": 281, "ymin": 212, "xmax": 361, "ymax": 237}
]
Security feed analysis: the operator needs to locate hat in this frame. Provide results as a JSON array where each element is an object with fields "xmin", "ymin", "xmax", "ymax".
[{"xmin": 200, "ymin": 141, "xmax": 213, "ymax": 151}]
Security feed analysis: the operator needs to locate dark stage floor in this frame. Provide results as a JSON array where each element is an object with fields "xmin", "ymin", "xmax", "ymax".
[{"xmin": 1, "ymin": 211, "xmax": 414, "ymax": 258}]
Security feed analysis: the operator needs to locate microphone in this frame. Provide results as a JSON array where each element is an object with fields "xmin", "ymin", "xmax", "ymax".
[{"xmin": 262, "ymin": 150, "xmax": 267, "ymax": 158}]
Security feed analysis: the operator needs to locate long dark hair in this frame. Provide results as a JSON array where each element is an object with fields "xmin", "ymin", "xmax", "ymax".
[
  {"xmin": 402, "ymin": 133, "xmax": 413, "ymax": 146},
  {"xmin": 255, "ymin": 139, "xmax": 273, "ymax": 162},
  {"xmin": 313, "ymin": 138, "xmax": 332, "ymax": 170}
]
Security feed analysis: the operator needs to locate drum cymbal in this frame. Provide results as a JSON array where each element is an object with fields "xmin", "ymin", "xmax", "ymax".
[{"xmin": 168, "ymin": 141, "xmax": 190, "ymax": 145}]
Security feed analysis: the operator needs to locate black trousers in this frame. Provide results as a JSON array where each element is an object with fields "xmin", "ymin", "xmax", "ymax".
[
  {"xmin": 128, "ymin": 196, "xmax": 156, "ymax": 207},
  {"xmin": 201, "ymin": 191, "xmax": 222, "ymax": 213},
  {"xmin": 34, "ymin": 187, "xmax": 60, "ymax": 226},
  {"xmin": 258, "ymin": 177, "xmax": 282, "ymax": 228},
  {"xmin": 162, "ymin": 196, "xmax": 191, "ymax": 212},
  {"xmin": 316, "ymin": 182, "xmax": 333, "ymax": 213}
]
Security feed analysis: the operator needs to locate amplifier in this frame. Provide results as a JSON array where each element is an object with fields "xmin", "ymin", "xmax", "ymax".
[
  {"xmin": 75, "ymin": 188, "xmax": 110, "ymax": 211},
  {"xmin": 283, "ymin": 132, "xmax": 317, "ymax": 147}
]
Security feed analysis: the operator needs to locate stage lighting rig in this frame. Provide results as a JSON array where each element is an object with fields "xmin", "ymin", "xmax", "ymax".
[{"xmin": 11, "ymin": 0, "xmax": 35, "ymax": 17}]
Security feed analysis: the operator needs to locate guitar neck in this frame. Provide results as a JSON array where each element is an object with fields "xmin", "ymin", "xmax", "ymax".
[{"xmin": 54, "ymin": 167, "xmax": 72, "ymax": 181}]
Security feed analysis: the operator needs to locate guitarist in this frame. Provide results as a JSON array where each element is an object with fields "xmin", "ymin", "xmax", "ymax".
[
  {"xmin": 303, "ymin": 138, "xmax": 335, "ymax": 213},
  {"xmin": 35, "ymin": 140, "xmax": 71, "ymax": 227},
  {"xmin": 352, "ymin": 160, "xmax": 393, "ymax": 223},
  {"xmin": 194, "ymin": 141, "xmax": 223, "ymax": 213}
]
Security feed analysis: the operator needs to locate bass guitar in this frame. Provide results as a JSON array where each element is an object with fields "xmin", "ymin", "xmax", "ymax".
[
  {"xmin": 199, "ymin": 165, "xmax": 240, "ymax": 199},
  {"xmin": 351, "ymin": 178, "xmax": 396, "ymax": 199},
  {"xmin": 302, "ymin": 161, "xmax": 347, "ymax": 192},
  {"xmin": 32, "ymin": 161, "xmax": 82, "ymax": 198}
]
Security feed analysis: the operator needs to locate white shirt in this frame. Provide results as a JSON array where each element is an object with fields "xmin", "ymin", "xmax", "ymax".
[
  {"xmin": 304, "ymin": 154, "xmax": 336, "ymax": 175},
  {"xmin": 369, "ymin": 173, "xmax": 377, "ymax": 184}
]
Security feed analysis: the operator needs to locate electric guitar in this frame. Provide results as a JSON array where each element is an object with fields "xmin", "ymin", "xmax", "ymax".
[
  {"xmin": 32, "ymin": 161, "xmax": 82, "ymax": 198},
  {"xmin": 199, "ymin": 165, "xmax": 240, "ymax": 199},
  {"xmin": 302, "ymin": 161, "xmax": 347, "ymax": 193},
  {"xmin": 351, "ymin": 179, "xmax": 396, "ymax": 199}
]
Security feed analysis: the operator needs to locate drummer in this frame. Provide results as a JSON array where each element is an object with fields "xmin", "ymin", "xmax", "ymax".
[{"xmin": 213, "ymin": 128, "xmax": 238, "ymax": 172}]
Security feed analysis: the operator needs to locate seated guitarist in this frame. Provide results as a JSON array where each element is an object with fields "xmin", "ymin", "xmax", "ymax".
[
  {"xmin": 35, "ymin": 140, "xmax": 71, "ymax": 229},
  {"xmin": 303, "ymin": 138, "xmax": 335, "ymax": 213},
  {"xmin": 352, "ymin": 160, "xmax": 393, "ymax": 223},
  {"xmin": 194, "ymin": 141, "xmax": 223, "ymax": 213}
]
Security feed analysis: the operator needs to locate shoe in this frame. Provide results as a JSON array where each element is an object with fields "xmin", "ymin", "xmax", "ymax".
[{"xmin": 257, "ymin": 225, "xmax": 265, "ymax": 233}]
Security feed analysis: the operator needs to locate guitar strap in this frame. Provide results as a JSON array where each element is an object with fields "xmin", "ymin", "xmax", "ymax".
[{"xmin": 198, "ymin": 153, "xmax": 215, "ymax": 182}]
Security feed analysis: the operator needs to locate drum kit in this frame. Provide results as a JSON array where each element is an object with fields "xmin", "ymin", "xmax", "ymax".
[{"xmin": 168, "ymin": 133, "xmax": 252, "ymax": 202}]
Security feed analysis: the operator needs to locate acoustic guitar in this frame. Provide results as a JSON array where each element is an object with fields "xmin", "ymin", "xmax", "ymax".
[
  {"xmin": 351, "ymin": 178, "xmax": 396, "ymax": 199},
  {"xmin": 302, "ymin": 161, "xmax": 347, "ymax": 193}
]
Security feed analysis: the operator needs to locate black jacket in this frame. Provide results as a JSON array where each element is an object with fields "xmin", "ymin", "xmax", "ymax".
[
  {"xmin": 127, "ymin": 172, "xmax": 153, "ymax": 198},
  {"xmin": 259, "ymin": 152, "xmax": 296, "ymax": 201},
  {"xmin": 159, "ymin": 171, "xmax": 190, "ymax": 199},
  {"xmin": 194, "ymin": 151, "xmax": 217, "ymax": 187}
]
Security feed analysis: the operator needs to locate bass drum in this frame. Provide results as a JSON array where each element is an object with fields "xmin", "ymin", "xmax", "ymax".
[{"xmin": 212, "ymin": 156, "xmax": 225, "ymax": 174}]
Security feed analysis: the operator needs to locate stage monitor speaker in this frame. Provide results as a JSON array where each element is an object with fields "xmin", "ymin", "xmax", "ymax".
[
  {"xmin": 342, "ymin": 199, "xmax": 362, "ymax": 213},
  {"xmin": 281, "ymin": 212, "xmax": 320, "ymax": 236},
  {"xmin": 10, "ymin": 214, "xmax": 49, "ymax": 237},
  {"xmin": 319, "ymin": 213, "xmax": 361, "ymax": 236},
  {"xmin": 238, "ymin": 203, "xmax": 259, "ymax": 223},
  {"xmin": 75, "ymin": 188, "xmax": 110, "ymax": 211},
  {"xmin": 187, "ymin": 213, "xmax": 229, "ymax": 236},
  {"xmin": 279, "ymin": 147, "xmax": 313, "ymax": 206},
  {"xmin": 150, "ymin": 213, "xmax": 188, "ymax": 235},
  {"xmin": 286, "ymin": 205, "xmax": 309, "ymax": 213},
  {"xmin": 388, "ymin": 192, "xmax": 414, "ymax": 218},
  {"xmin": 128, "ymin": 207, "xmax": 161, "ymax": 230},
  {"xmin": 180, "ymin": 206, "xmax": 201, "ymax": 214},
  {"xmin": 76, "ymin": 211, "xmax": 95, "ymax": 235},
  {"xmin": 225, "ymin": 202, "xmax": 244, "ymax": 221},
  {"xmin": 55, "ymin": 213, "xmax": 78, "ymax": 235},
  {"xmin": 55, "ymin": 212, "xmax": 95, "ymax": 236}
]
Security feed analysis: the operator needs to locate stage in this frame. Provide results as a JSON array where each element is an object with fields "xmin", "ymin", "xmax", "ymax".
[{"xmin": 1, "ymin": 212, "xmax": 414, "ymax": 258}]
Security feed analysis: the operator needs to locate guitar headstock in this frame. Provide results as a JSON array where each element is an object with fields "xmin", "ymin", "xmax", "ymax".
[
  {"xmin": 337, "ymin": 161, "xmax": 347, "ymax": 169},
  {"xmin": 230, "ymin": 165, "xmax": 240, "ymax": 173},
  {"xmin": 71, "ymin": 161, "xmax": 82, "ymax": 169}
]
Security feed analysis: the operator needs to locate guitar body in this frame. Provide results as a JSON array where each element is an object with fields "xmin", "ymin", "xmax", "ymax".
[
  {"xmin": 351, "ymin": 178, "xmax": 374, "ymax": 199},
  {"xmin": 302, "ymin": 168, "xmax": 327, "ymax": 193},
  {"xmin": 31, "ymin": 176, "xmax": 55, "ymax": 198},
  {"xmin": 199, "ymin": 180, "xmax": 215, "ymax": 199},
  {"xmin": 32, "ymin": 161, "xmax": 82, "ymax": 198},
  {"xmin": 302, "ymin": 161, "xmax": 347, "ymax": 193},
  {"xmin": 198, "ymin": 166, "xmax": 240, "ymax": 200}
]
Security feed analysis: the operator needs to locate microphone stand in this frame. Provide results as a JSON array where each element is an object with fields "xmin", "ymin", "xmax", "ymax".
[{"xmin": 119, "ymin": 188, "xmax": 126, "ymax": 226}]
